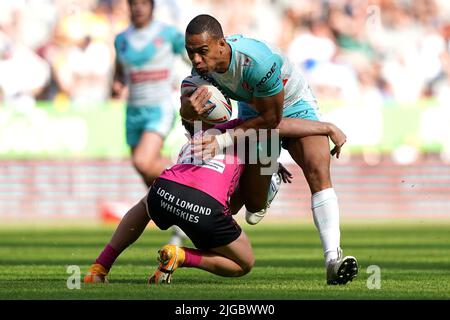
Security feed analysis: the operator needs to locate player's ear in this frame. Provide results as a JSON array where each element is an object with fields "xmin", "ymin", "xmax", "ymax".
[
  {"xmin": 218, "ymin": 38, "xmax": 227, "ymax": 54},
  {"xmin": 218, "ymin": 38, "xmax": 226, "ymax": 47}
]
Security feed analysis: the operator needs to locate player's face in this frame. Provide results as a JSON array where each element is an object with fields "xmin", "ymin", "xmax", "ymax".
[
  {"xmin": 185, "ymin": 32, "xmax": 226, "ymax": 75},
  {"xmin": 129, "ymin": 0, "xmax": 153, "ymax": 28}
]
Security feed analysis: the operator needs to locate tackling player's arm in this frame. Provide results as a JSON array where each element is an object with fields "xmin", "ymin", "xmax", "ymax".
[
  {"xmin": 223, "ymin": 115, "xmax": 347, "ymax": 158},
  {"xmin": 222, "ymin": 110, "xmax": 347, "ymax": 158},
  {"xmin": 277, "ymin": 118, "xmax": 347, "ymax": 158}
]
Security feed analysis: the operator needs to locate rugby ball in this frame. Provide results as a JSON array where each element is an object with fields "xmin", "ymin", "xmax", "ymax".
[{"xmin": 180, "ymin": 75, "xmax": 232, "ymax": 124}]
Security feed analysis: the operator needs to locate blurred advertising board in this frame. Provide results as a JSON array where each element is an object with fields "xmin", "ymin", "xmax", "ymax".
[{"xmin": 0, "ymin": 99, "xmax": 449, "ymax": 159}]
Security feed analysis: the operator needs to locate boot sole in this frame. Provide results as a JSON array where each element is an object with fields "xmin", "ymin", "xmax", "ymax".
[{"xmin": 327, "ymin": 256, "xmax": 358, "ymax": 285}]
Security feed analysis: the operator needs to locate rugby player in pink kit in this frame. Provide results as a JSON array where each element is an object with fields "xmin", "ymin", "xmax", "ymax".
[{"xmin": 84, "ymin": 112, "xmax": 348, "ymax": 284}]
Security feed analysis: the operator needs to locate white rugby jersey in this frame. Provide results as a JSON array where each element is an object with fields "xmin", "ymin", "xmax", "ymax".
[
  {"xmin": 114, "ymin": 20, "xmax": 185, "ymax": 107},
  {"xmin": 203, "ymin": 35, "xmax": 316, "ymax": 111}
]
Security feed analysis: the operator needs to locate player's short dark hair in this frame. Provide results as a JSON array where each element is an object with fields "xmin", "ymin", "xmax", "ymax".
[
  {"xmin": 186, "ymin": 14, "xmax": 224, "ymax": 39},
  {"xmin": 127, "ymin": 0, "xmax": 154, "ymax": 7},
  {"xmin": 181, "ymin": 119, "xmax": 195, "ymax": 136}
]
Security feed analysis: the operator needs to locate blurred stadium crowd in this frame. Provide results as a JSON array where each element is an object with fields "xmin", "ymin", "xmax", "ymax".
[
  {"xmin": 1, "ymin": 0, "xmax": 450, "ymax": 109},
  {"xmin": 1, "ymin": 0, "xmax": 449, "ymax": 221}
]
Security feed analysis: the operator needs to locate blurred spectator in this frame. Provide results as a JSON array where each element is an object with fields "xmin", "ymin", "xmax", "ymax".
[
  {"xmin": 287, "ymin": 19, "xmax": 357, "ymax": 102},
  {"xmin": 54, "ymin": 35, "xmax": 112, "ymax": 105},
  {"xmin": 0, "ymin": 0, "xmax": 449, "ymax": 107},
  {"xmin": 288, "ymin": 19, "xmax": 337, "ymax": 67},
  {"xmin": 426, "ymin": 23, "xmax": 450, "ymax": 104},
  {"xmin": 48, "ymin": 0, "xmax": 114, "ymax": 106},
  {"xmin": 0, "ymin": 31, "xmax": 50, "ymax": 110}
]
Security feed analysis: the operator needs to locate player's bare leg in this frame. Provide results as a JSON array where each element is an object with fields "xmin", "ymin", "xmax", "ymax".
[
  {"xmin": 230, "ymin": 163, "xmax": 288, "ymax": 217},
  {"xmin": 132, "ymin": 131, "xmax": 188, "ymax": 245},
  {"xmin": 85, "ymin": 199, "xmax": 150, "ymax": 283},
  {"xmin": 229, "ymin": 186, "xmax": 245, "ymax": 215},
  {"xmin": 207, "ymin": 231, "xmax": 254, "ymax": 276},
  {"xmin": 149, "ymin": 231, "xmax": 254, "ymax": 284},
  {"xmin": 108, "ymin": 199, "xmax": 150, "ymax": 251},
  {"xmin": 131, "ymin": 131, "xmax": 171, "ymax": 188},
  {"xmin": 287, "ymin": 135, "xmax": 358, "ymax": 285},
  {"xmin": 240, "ymin": 164, "xmax": 272, "ymax": 213},
  {"xmin": 239, "ymin": 163, "xmax": 282, "ymax": 224}
]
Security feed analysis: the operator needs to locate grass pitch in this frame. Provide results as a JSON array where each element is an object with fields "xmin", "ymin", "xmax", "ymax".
[{"xmin": 0, "ymin": 222, "xmax": 449, "ymax": 300}]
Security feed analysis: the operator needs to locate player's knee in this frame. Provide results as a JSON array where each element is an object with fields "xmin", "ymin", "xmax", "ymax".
[
  {"xmin": 303, "ymin": 161, "xmax": 330, "ymax": 182},
  {"xmin": 132, "ymin": 155, "xmax": 146, "ymax": 172},
  {"xmin": 132, "ymin": 156, "xmax": 159, "ymax": 178},
  {"xmin": 239, "ymin": 256, "xmax": 255, "ymax": 276},
  {"xmin": 302, "ymin": 163, "xmax": 331, "ymax": 192}
]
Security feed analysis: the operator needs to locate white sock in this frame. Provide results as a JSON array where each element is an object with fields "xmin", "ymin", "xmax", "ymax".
[
  {"xmin": 245, "ymin": 208, "xmax": 266, "ymax": 216},
  {"xmin": 311, "ymin": 188, "xmax": 341, "ymax": 266},
  {"xmin": 168, "ymin": 225, "xmax": 187, "ymax": 246}
]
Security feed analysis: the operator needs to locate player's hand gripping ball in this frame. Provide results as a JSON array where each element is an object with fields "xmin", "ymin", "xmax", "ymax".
[{"xmin": 181, "ymin": 75, "xmax": 232, "ymax": 124}]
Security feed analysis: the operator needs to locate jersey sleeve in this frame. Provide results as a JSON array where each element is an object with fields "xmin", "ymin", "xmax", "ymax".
[
  {"xmin": 247, "ymin": 54, "xmax": 283, "ymax": 97},
  {"xmin": 164, "ymin": 26, "xmax": 185, "ymax": 55},
  {"xmin": 113, "ymin": 34, "xmax": 123, "ymax": 61}
]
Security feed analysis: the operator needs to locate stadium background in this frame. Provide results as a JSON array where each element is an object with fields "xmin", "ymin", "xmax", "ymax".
[
  {"xmin": 1, "ymin": 0, "xmax": 449, "ymax": 221},
  {"xmin": 1, "ymin": 0, "xmax": 450, "ymax": 301}
]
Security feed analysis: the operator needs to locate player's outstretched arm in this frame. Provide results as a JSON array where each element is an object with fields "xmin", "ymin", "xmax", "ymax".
[
  {"xmin": 212, "ymin": 90, "xmax": 284, "ymax": 153},
  {"xmin": 276, "ymin": 118, "xmax": 347, "ymax": 158},
  {"xmin": 210, "ymin": 116, "xmax": 346, "ymax": 160}
]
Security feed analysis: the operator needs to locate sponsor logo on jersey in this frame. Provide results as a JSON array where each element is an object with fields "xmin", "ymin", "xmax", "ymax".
[
  {"xmin": 256, "ymin": 62, "xmax": 277, "ymax": 88},
  {"xmin": 130, "ymin": 69, "xmax": 169, "ymax": 83}
]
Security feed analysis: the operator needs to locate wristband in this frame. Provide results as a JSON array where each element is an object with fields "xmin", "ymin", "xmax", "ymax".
[{"xmin": 215, "ymin": 131, "xmax": 234, "ymax": 151}]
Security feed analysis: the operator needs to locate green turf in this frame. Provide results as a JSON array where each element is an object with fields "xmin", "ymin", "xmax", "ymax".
[{"xmin": 0, "ymin": 222, "xmax": 449, "ymax": 300}]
